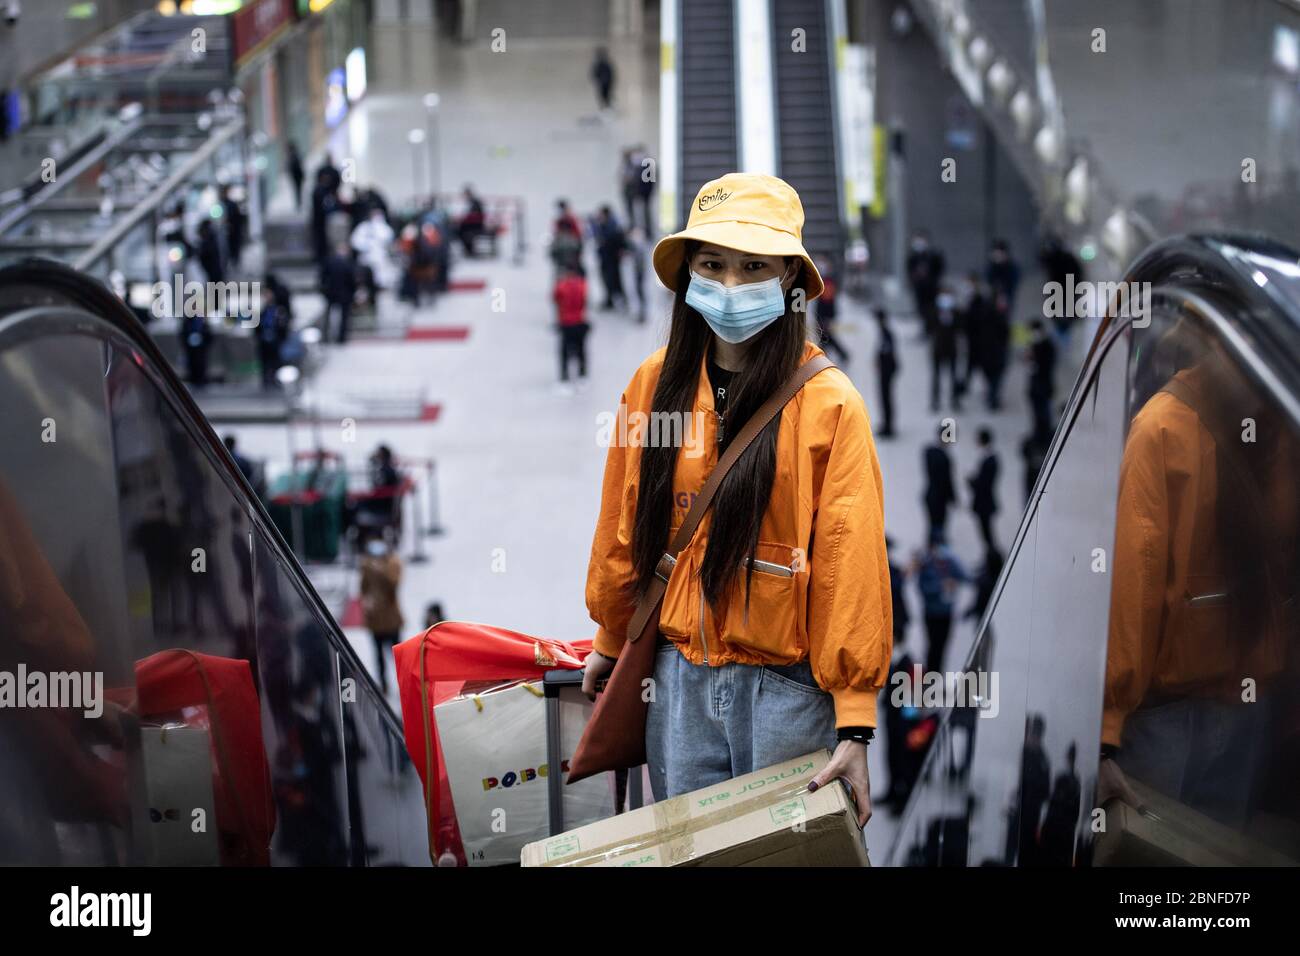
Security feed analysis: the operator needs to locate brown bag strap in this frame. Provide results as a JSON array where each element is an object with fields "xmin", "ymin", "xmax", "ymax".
[{"xmin": 623, "ymin": 353, "xmax": 835, "ymax": 645}]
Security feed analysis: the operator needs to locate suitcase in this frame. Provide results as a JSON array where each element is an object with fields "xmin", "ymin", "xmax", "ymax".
[{"xmin": 541, "ymin": 668, "xmax": 646, "ymax": 836}]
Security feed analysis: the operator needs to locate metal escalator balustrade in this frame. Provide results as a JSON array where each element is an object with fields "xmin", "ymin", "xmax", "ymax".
[
  {"xmin": 771, "ymin": 0, "xmax": 842, "ymax": 261},
  {"xmin": 887, "ymin": 234, "xmax": 1300, "ymax": 868},
  {"xmin": 0, "ymin": 259, "xmax": 428, "ymax": 867}
]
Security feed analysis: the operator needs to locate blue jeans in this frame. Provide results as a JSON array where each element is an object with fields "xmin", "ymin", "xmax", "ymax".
[
  {"xmin": 1116, "ymin": 696, "xmax": 1271, "ymax": 830},
  {"xmin": 645, "ymin": 643, "xmax": 838, "ymax": 802}
]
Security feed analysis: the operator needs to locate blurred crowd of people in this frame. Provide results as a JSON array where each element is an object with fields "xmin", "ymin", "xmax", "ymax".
[
  {"xmin": 545, "ymin": 151, "xmax": 658, "ymax": 393},
  {"xmin": 874, "ymin": 227, "xmax": 1091, "ymax": 812}
]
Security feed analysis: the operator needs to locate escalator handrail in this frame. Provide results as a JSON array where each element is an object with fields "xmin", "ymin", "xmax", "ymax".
[{"xmin": 0, "ymin": 258, "xmax": 408, "ymax": 740}]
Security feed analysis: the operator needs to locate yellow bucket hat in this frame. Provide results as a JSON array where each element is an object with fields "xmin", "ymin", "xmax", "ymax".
[{"xmin": 652, "ymin": 172, "xmax": 824, "ymax": 300}]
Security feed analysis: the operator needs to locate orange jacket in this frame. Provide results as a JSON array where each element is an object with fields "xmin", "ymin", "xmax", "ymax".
[
  {"xmin": 1104, "ymin": 365, "xmax": 1296, "ymax": 746},
  {"xmin": 586, "ymin": 341, "xmax": 892, "ymax": 727}
]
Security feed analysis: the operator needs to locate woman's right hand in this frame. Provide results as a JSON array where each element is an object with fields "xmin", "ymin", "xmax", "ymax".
[
  {"xmin": 581, "ymin": 651, "xmax": 616, "ymax": 701},
  {"xmin": 1096, "ymin": 755, "xmax": 1145, "ymax": 814}
]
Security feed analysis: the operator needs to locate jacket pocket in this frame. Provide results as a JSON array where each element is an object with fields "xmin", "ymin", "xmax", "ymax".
[
  {"xmin": 1171, "ymin": 574, "xmax": 1233, "ymax": 685},
  {"xmin": 720, "ymin": 541, "xmax": 806, "ymax": 659},
  {"xmin": 657, "ymin": 541, "xmax": 699, "ymax": 642}
]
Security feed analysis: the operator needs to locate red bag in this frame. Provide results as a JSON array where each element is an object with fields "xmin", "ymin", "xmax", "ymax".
[
  {"xmin": 393, "ymin": 621, "xmax": 592, "ymax": 864},
  {"xmin": 134, "ymin": 649, "xmax": 276, "ymax": 866}
]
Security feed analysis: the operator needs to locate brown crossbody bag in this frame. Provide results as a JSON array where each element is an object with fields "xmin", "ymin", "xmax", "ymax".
[{"xmin": 566, "ymin": 353, "xmax": 834, "ymax": 785}]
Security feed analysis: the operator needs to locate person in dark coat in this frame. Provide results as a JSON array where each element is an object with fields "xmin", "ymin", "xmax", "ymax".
[
  {"xmin": 957, "ymin": 272, "xmax": 989, "ymax": 401},
  {"xmin": 982, "ymin": 290, "xmax": 1011, "ymax": 411},
  {"xmin": 196, "ymin": 220, "xmax": 224, "ymax": 286},
  {"xmin": 635, "ymin": 146, "xmax": 656, "ymax": 233},
  {"xmin": 922, "ymin": 424, "xmax": 958, "ymax": 539},
  {"xmin": 1039, "ymin": 233, "xmax": 1084, "ymax": 338},
  {"xmin": 967, "ymin": 426, "xmax": 1000, "ymax": 553},
  {"xmin": 310, "ymin": 168, "xmax": 340, "ymax": 265},
  {"xmin": 913, "ymin": 528, "xmax": 970, "ymax": 676},
  {"xmin": 930, "ymin": 289, "xmax": 961, "ymax": 411},
  {"xmin": 1027, "ymin": 319, "xmax": 1058, "ymax": 436},
  {"xmin": 875, "ymin": 308, "xmax": 899, "ymax": 438},
  {"xmin": 182, "ymin": 311, "xmax": 213, "ymax": 387},
  {"xmin": 264, "ymin": 271, "xmax": 294, "ymax": 317},
  {"xmin": 592, "ymin": 205, "xmax": 626, "ymax": 310},
  {"xmin": 221, "ymin": 185, "xmax": 246, "ymax": 270},
  {"xmin": 316, "ymin": 153, "xmax": 342, "ymax": 194},
  {"xmin": 457, "ymin": 186, "xmax": 487, "ymax": 257},
  {"xmin": 1039, "ymin": 743, "xmax": 1083, "ymax": 866},
  {"xmin": 256, "ymin": 286, "xmax": 290, "ymax": 388},
  {"xmin": 1016, "ymin": 714, "xmax": 1052, "ymax": 866},
  {"xmin": 906, "ymin": 230, "xmax": 945, "ymax": 337},
  {"xmin": 591, "ymin": 47, "xmax": 614, "ymax": 109},
  {"xmin": 319, "ymin": 242, "xmax": 357, "ymax": 343},
  {"xmin": 286, "ymin": 142, "xmax": 306, "ymax": 211},
  {"xmin": 985, "ymin": 237, "xmax": 1021, "ymax": 325},
  {"xmin": 814, "ymin": 261, "xmax": 850, "ymax": 364},
  {"xmin": 224, "ymin": 435, "xmax": 255, "ymax": 482}
]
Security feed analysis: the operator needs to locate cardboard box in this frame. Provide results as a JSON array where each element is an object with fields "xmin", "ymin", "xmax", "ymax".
[
  {"xmin": 521, "ymin": 750, "xmax": 869, "ymax": 867},
  {"xmin": 436, "ymin": 681, "xmax": 615, "ymax": 866},
  {"xmin": 1094, "ymin": 776, "xmax": 1296, "ymax": 867}
]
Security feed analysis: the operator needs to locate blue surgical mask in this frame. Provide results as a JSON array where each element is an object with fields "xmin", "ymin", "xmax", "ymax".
[{"xmin": 685, "ymin": 271, "xmax": 788, "ymax": 344}]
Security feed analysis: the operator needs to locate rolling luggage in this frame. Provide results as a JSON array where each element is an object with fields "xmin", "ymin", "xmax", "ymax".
[{"xmin": 394, "ymin": 621, "xmax": 623, "ymax": 865}]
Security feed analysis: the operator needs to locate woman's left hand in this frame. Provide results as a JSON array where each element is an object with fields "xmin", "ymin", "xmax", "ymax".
[{"xmin": 808, "ymin": 739, "xmax": 872, "ymax": 827}]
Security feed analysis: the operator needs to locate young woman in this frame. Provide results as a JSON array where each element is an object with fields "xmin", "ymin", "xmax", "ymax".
[{"xmin": 580, "ymin": 173, "xmax": 892, "ymax": 826}]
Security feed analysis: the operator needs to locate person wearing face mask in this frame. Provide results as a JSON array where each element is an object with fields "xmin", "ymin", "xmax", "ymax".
[
  {"xmin": 930, "ymin": 286, "xmax": 962, "ymax": 412},
  {"xmin": 578, "ymin": 173, "xmax": 892, "ymax": 828},
  {"xmin": 906, "ymin": 230, "xmax": 945, "ymax": 338}
]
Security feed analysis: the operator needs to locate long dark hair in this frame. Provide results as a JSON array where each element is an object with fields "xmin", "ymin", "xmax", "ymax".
[{"xmin": 630, "ymin": 241, "xmax": 809, "ymax": 611}]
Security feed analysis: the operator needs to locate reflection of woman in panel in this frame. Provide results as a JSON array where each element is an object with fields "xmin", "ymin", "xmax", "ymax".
[
  {"xmin": 580, "ymin": 174, "xmax": 892, "ymax": 825},
  {"xmin": 1101, "ymin": 329, "xmax": 1297, "ymax": 831}
]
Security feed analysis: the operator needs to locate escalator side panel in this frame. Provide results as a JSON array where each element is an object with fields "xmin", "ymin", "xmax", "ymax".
[
  {"xmin": 771, "ymin": 0, "xmax": 842, "ymax": 261},
  {"xmin": 679, "ymin": 0, "xmax": 739, "ymax": 227},
  {"xmin": 0, "ymin": 262, "xmax": 429, "ymax": 866}
]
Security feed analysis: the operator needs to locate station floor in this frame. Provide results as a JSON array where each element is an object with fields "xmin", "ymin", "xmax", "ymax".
[{"xmin": 224, "ymin": 18, "xmax": 1081, "ymax": 855}]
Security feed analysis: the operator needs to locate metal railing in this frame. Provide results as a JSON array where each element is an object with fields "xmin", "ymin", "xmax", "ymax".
[{"xmin": 74, "ymin": 116, "xmax": 245, "ymax": 276}]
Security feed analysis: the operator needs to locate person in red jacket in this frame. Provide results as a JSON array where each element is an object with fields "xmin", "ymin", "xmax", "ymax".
[{"xmin": 554, "ymin": 263, "xmax": 590, "ymax": 389}]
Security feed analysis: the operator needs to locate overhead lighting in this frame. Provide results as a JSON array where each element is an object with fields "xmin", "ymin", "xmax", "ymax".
[
  {"xmin": 189, "ymin": 0, "xmax": 243, "ymax": 13},
  {"xmin": 1274, "ymin": 25, "xmax": 1299, "ymax": 74},
  {"xmin": 986, "ymin": 59, "xmax": 1014, "ymax": 101},
  {"xmin": 1033, "ymin": 125, "xmax": 1061, "ymax": 164},
  {"xmin": 1009, "ymin": 89, "xmax": 1035, "ymax": 138}
]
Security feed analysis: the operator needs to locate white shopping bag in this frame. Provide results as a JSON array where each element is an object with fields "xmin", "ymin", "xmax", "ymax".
[
  {"xmin": 436, "ymin": 681, "xmax": 615, "ymax": 866},
  {"xmin": 136, "ymin": 724, "xmax": 221, "ymax": 866}
]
